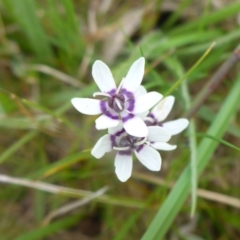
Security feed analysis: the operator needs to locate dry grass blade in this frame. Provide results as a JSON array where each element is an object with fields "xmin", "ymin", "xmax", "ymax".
[
  {"xmin": 133, "ymin": 172, "xmax": 240, "ymax": 209},
  {"xmin": 28, "ymin": 64, "xmax": 84, "ymax": 87},
  {"xmin": 42, "ymin": 186, "xmax": 109, "ymax": 225},
  {"xmin": 0, "ymin": 174, "xmax": 90, "ymax": 196}
]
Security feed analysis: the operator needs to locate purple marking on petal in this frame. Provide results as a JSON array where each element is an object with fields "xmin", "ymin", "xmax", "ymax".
[
  {"xmin": 136, "ymin": 144, "xmax": 144, "ymax": 152},
  {"xmin": 145, "ymin": 113, "xmax": 158, "ymax": 126},
  {"xmin": 100, "ymin": 100, "xmax": 107, "ymax": 112},
  {"xmin": 121, "ymin": 89, "xmax": 135, "ymax": 111},
  {"xmin": 107, "ymin": 89, "xmax": 117, "ymax": 96},
  {"xmin": 110, "ymin": 135, "xmax": 117, "ymax": 148},
  {"xmin": 100, "ymin": 100, "xmax": 119, "ymax": 119},
  {"xmin": 127, "ymin": 98, "xmax": 135, "ymax": 112},
  {"xmin": 148, "ymin": 113, "xmax": 155, "ymax": 118},
  {"xmin": 104, "ymin": 111, "xmax": 119, "ymax": 120},
  {"xmin": 118, "ymin": 149, "xmax": 132, "ymax": 156},
  {"xmin": 122, "ymin": 113, "xmax": 134, "ymax": 122},
  {"xmin": 121, "ymin": 88, "xmax": 134, "ymax": 99},
  {"xmin": 114, "ymin": 129, "xmax": 126, "ymax": 137}
]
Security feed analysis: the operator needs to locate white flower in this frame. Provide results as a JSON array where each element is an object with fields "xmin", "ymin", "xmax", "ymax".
[
  {"xmin": 144, "ymin": 96, "xmax": 189, "ymax": 150},
  {"xmin": 71, "ymin": 57, "xmax": 162, "ymax": 137},
  {"xmin": 91, "ymin": 124, "xmax": 172, "ymax": 182}
]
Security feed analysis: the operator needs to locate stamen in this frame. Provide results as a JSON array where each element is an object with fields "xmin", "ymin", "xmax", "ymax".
[
  {"xmin": 115, "ymin": 98, "xmax": 123, "ymax": 110},
  {"xmin": 145, "ymin": 141, "xmax": 151, "ymax": 146},
  {"xmin": 113, "ymin": 146, "xmax": 130, "ymax": 151},
  {"xmin": 116, "ymin": 77, "xmax": 126, "ymax": 94},
  {"xmin": 134, "ymin": 137, "xmax": 147, "ymax": 146},
  {"xmin": 144, "ymin": 117, "xmax": 154, "ymax": 123},
  {"xmin": 93, "ymin": 92, "xmax": 111, "ymax": 98}
]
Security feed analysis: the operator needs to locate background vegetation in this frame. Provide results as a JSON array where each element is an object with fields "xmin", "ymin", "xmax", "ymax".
[{"xmin": 0, "ymin": 0, "xmax": 239, "ymax": 239}]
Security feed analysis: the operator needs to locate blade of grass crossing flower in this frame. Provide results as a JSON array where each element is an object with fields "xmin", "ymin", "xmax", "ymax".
[
  {"xmin": 142, "ymin": 75, "xmax": 240, "ymax": 240},
  {"xmin": 164, "ymin": 42, "xmax": 215, "ymax": 96}
]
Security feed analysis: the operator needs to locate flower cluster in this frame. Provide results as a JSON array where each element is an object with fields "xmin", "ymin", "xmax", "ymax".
[{"xmin": 71, "ymin": 57, "xmax": 189, "ymax": 182}]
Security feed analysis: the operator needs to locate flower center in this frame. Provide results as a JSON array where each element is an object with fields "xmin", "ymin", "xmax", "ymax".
[
  {"xmin": 118, "ymin": 135, "xmax": 146, "ymax": 150},
  {"xmin": 144, "ymin": 114, "xmax": 158, "ymax": 126},
  {"xmin": 107, "ymin": 93, "xmax": 125, "ymax": 113}
]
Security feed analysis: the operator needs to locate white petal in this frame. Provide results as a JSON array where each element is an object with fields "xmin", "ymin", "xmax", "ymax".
[
  {"xmin": 151, "ymin": 142, "xmax": 177, "ymax": 151},
  {"xmin": 91, "ymin": 134, "xmax": 112, "ymax": 158},
  {"xmin": 71, "ymin": 98, "xmax": 102, "ymax": 115},
  {"xmin": 151, "ymin": 96, "xmax": 175, "ymax": 122},
  {"xmin": 133, "ymin": 92, "xmax": 163, "ymax": 114},
  {"xmin": 162, "ymin": 118, "xmax": 189, "ymax": 135},
  {"xmin": 122, "ymin": 57, "xmax": 145, "ymax": 92},
  {"xmin": 147, "ymin": 126, "xmax": 172, "ymax": 142},
  {"xmin": 108, "ymin": 122, "xmax": 125, "ymax": 135},
  {"xmin": 136, "ymin": 111, "xmax": 149, "ymax": 119},
  {"xmin": 95, "ymin": 114, "xmax": 120, "ymax": 129},
  {"xmin": 123, "ymin": 115, "xmax": 148, "ymax": 137},
  {"xmin": 134, "ymin": 85, "xmax": 147, "ymax": 97},
  {"xmin": 92, "ymin": 60, "xmax": 116, "ymax": 93},
  {"xmin": 134, "ymin": 145, "xmax": 161, "ymax": 171},
  {"xmin": 114, "ymin": 152, "xmax": 133, "ymax": 182}
]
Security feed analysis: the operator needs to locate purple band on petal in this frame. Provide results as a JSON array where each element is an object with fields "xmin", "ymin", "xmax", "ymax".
[
  {"xmin": 145, "ymin": 113, "xmax": 158, "ymax": 126},
  {"xmin": 114, "ymin": 128, "xmax": 125, "ymax": 137},
  {"xmin": 110, "ymin": 135, "xmax": 117, "ymax": 148},
  {"xmin": 118, "ymin": 149, "xmax": 132, "ymax": 156},
  {"xmin": 136, "ymin": 144, "xmax": 144, "ymax": 152},
  {"xmin": 127, "ymin": 99, "xmax": 134, "ymax": 111},
  {"xmin": 104, "ymin": 111, "xmax": 119, "ymax": 120},
  {"xmin": 100, "ymin": 100, "xmax": 119, "ymax": 119},
  {"xmin": 107, "ymin": 89, "xmax": 117, "ymax": 96},
  {"xmin": 121, "ymin": 88, "xmax": 135, "ymax": 111},
  {"xmin": 100, "ymin": 100, "xmax": 107, "ymax": 112},
  {"xmin": 122, "ymin": 113, "xmax": 134, "ymax": 123}
]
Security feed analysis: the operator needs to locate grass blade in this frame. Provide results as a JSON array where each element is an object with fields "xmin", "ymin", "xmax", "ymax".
[
  {"xmin": 141, "ymin": 75, "xmax": 240, "ymax": 239},
  {"xmin": 0, "ymin": 131, "xmax": 38, "ymax": 164},
  {"xmin": 3, "ymin": 0, "xmax": 53, "ymax": 62}
]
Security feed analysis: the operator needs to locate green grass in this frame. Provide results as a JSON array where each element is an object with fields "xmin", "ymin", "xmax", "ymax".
[{"xmin": 0, "ymin": 1, "xmax": 240, "ymax": 239}]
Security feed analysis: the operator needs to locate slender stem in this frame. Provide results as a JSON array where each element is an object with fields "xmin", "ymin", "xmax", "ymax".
[
  {"xmin": 181, "ymin": 65, "xmax": 198, "ymax": 217},
  {"xmin": 164, "ymin": 42, "xmax": 215, "ymax": 96},
  {"xmin": 93, "ymin": 92, "xmax": 111, "ymax": 97},
  {"xmin": 134, "ymin": 137, "xmax": 147, "ymax": 146},
  {"xmin": 113, "ymin": 146, "xmax": 130, "ymax": 151},
  {"xmin": 115, "ymin": 98, "xmax": 123, "ymax": 110}
]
